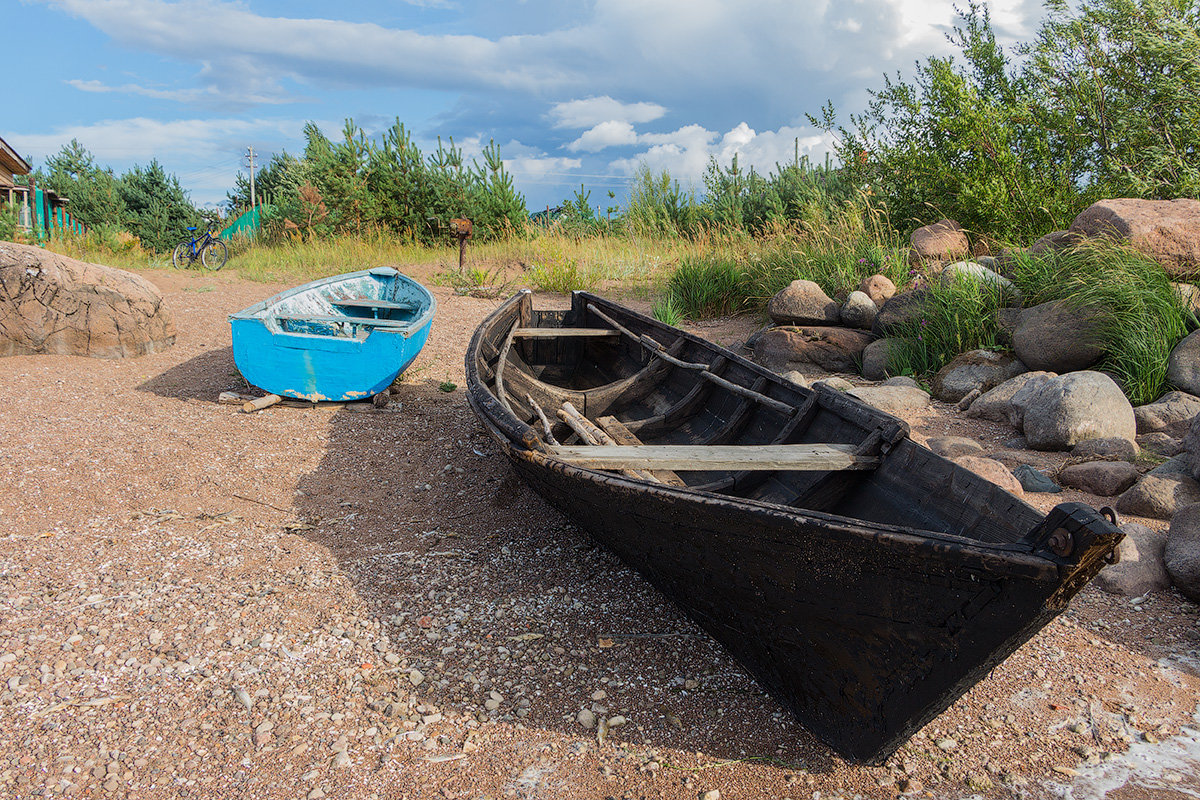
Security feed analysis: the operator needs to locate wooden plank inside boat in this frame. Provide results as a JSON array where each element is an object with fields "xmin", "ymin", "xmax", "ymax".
[
  {"xmin": 548, "ymin": 443, "xmax": 879, "ymax": 471},
  {"xmin": 511, "ymin": 327, "xmax": 619, "ymax": 338},
  {"xmin": 595, "ymin": 415, "xmax": 686, "ymax": 486}
]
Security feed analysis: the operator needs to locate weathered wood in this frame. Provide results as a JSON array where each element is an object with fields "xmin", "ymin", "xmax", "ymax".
[
  {"xmin": 549, "ymin": 444, "xmax": 878, "ymax": 472},
  {"xmin": 595, "ymin": 416, "xmax": 686, "ymax": 486},
  {"xmin": 219, "ymin": 391, "xmax": 345, "ymax": 410},
  {"xmin": 242, "ymin": 393, "xmax": 282, "ymax": 413},
  {"xmin": 556, "ymin": 403, "xmax": 659, "ymax": 483},
  {"xmin": 329, "ymin": 298, "xmax": 418, "ymax": 311},
  {"xmin": 494, "ymin": 326, "xmax": 517, "ymax": 414},
  {"xmin": 526, "ymin": 394, "xmax": 560, "ymax": 446},
  {"xmin": 512, "ymin": 327, "xmax": 619, "ymax": 338}
]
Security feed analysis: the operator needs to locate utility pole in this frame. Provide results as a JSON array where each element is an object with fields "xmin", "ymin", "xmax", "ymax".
[{"xmin": 243, "ymin": 146, "xmax": 257, "ymax": 209}]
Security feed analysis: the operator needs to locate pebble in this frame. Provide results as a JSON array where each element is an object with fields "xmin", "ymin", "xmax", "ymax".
[
  {"xmin": 409, "ymin": 669, "xmax": 425, "ymax": 686},
  {"xmin": 577, "ymin": 709, "xmax": 596, "ymax": 729},
  {"xmin": 701, "ymin": 790, "xmax": 721, "ymax": 800}
]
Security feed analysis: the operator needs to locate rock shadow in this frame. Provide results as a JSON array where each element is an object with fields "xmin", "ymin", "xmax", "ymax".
[
  {"xmin": 136, "ymin": 346, "xmax": 247, "ymax": 402},
  {"xmin": 291, "ymin": 380, "xmax": 838, "ymax": 772}
]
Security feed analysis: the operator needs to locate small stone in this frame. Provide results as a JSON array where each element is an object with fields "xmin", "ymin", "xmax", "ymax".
[
  {"xmin": 591, "ymin": 690, "xmax": 607, "ymax": 701},
  {"xmin": 307, "ymin": 789, "xmax": 326, "ymax": 800},
  {"xmin": 935, "ymin": 737, "xmax": 957, "ymax": 751},
  {"xmin": 408, "ymin": 669, "xmax": 425, "ymax": 686},
  {"xmin": 233, "ymin": 687, "xmax": 253, "ymax": 711},
  {"xmin": 577, "ymin": 709, "xmax": 596, "ymax": 729},
  {"xmin": 606, "ymin": 715, "xmax": 627, "ymax": 728},
  {"xmin": 700, "ymin": 791, "xmax": 721, "ymax": 800},
  {"xmin": 332, "ymin": 751, "xmax": 351, "ymax": 768}
]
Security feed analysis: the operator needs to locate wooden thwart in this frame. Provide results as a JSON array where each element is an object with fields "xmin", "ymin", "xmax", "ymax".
[
  {"xmin": 548, "ymin": 443, "xmax": 878, "ymax": 472},
  {"xmin": 512, "ymin": 327, "xmax": 619, "ymax": 338},
  {"xmin": 595, "ymin": 416, "xmax": 685, "ymax": 486}
]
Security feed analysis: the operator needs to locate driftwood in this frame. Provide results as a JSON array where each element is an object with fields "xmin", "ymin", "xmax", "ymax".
[
  {"xmin": 241, "ymin": 393, "xmax": 282, "ymax": 413},
  {"xmin": 557, "ymin": 402, "xmax": 658, "ymax": 483}
]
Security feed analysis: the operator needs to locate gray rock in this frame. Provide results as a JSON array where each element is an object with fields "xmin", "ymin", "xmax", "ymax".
[
  {"xmin": 939, "ymin": 260, "xmax": 1022, "ymax": 304},
  {"xmin": 860, "ymin": 338, "xmax": 896, "ymax": 381},
  {"xmin": 1013, "ymin": 464, "xmax": 1062, "ymax": 493},
  {"xmin": 743, "ymin": 324, "xmax": 773, "ymax": 352},
  {"xmin": 755, "ymin": 325, "xmax": 873, "ymax": 373},
  {"xmin": 1166, "ymin": 504, "xmax": 1200, "ymax": 601},
  {"xmin": 957, "ymin": 388, "xmax": 982, "ymax": 410},
  {"xmin": 1022, "ymin": 371, "xmax": 1136, "ymax": 451},
  {"xmin": 1094, "ymin": 523, "xmax": 1171, "ymax": 597},
  {"xmin": 814, "ymin": 376, "xmax": 855, "ymax": 392},
  {"xmin": 1072, "ymin": 437, "xmax": 1139, "ymax": 462},
  {"xmin": 994, "ymin": 306, "xmax": 1023, "ymax": 346},
  {"xmin": 1117, "ymin": 473, "xmax": 1200, "ymax": 520},
  {"xmin": 966, "ymin": 371, "xmax": 1057, "ymax": 427},
  {"xmin": 1151, "ymin": 455, "xmax": 1193, "ymax": 478},
  {"xmin": 952, "ymin": 456, "xmax": 1024, "ymax": 496},
  {"xmin": 882, "ymin": 375, "xmax": 922, "ymax": 389},
  {"xmin": 1029, "ymin": 230, "xmax": 1084, "ymax": 255},
  {"xmin": 847, "ymin": 385, "xmax": 931, "ymax": 419},
  {"xmin": 1012, "ymin": 301, "xmax": 1105, "ymax": 373},
  {"xmin": 858, "ymin": 274, "xmax": 897, "ymax": 307},
  {"xmin": 781, "ymin": 370, "xmax": 808, "ymax": 387},
  {"xmin": 930, "ymin": 350, "xmax": 1027, "ymax": 403},
  {"xmin": 910, "ymin": 219, "xmax": 969, "ymax": 263},
  {"xmin": 1134, "ymin": 390, "xmax": 1200, "ymax": 434},
  {"xmin": 1059, "ymin": 461, "xmax": 1141, "ymax": 497},
  {"xmin": 926, "ymin": 436, "xmax": 983, "ymax": 459},
  {"xmin": 872, "ymin": 290, "xmax": 928, "ymax": 337},
  {"xmin": 983, "ymin": 449, "xmax": 1059, "ymax": 472},
  {"xmin": 1185, "ymin": 414, "xmax": 1200, "ymax": 481},
  {"xmin": 767, "ymin": 280, "xmax": 840, "ymax": 325},
  {"xmin": 1167, "ymin": 331, "xmax": 1200, "ymax": 397},
  {"xmin": 1139, "ymin": 432, "xmax": 1184, "ymax": 457},
  {"xmin": 840, "ymin": 291, "xmax": 878, "ymax": 330}
]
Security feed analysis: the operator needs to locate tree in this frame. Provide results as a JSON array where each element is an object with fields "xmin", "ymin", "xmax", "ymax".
[
  {"xmin": 42, "ymin": 139, "xmax": 126, "ymax": 229},
  {"xmin": 118, "ymin": 160, "xmax": 198, "ymax": 252}
]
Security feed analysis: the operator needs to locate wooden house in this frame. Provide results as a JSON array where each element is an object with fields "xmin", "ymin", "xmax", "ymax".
[{"xmin": 0, "ymin": 134, "xmax": 32, "ymax": 226}]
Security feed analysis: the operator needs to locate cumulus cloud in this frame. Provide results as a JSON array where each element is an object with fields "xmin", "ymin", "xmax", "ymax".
[
  {"xmin": 548, "ymin": 97, "xmax": 667, "ymax": 129},
  {"xmin": 567, "ymin": 121, "xmax": 638, "ymax": 153},
  {"xmin": 608, "ymin": 122, "xmax": 835, "ymax": 185}
]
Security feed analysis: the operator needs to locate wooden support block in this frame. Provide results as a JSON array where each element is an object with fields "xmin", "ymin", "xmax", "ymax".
[
  {"xmin": 595, "ymin": 416, "xmax": 686, "ymax": 487},
  {"xmin": 547, "ymin": 444, "xmax": 879, "ymax": 472},
  {"xmin": 242, "ymin": 394, "xmax": 282, "ymax": 413},
  {"xmin": 556, "ymin": 403, "xmax": 659, "ymax": 483}
]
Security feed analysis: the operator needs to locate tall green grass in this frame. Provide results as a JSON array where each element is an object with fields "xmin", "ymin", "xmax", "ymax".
[
  {"xmin": 885, "ymin": 277, "xmax": 1009, "ymax": 377},
  {"xmin": 1007, "ymin": 244, "xmax": 1195, "ymax": 404}
]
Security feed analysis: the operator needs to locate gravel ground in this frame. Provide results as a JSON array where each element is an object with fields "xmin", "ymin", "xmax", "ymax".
[{"xmin": 0, "ymin": 267, "xmax": 1198, "ymax": 800}]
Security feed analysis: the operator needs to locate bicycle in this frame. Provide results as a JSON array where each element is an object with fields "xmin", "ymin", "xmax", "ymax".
[{"xmin": 171, "ymin": 226, "xmax": 228, "ymax": 270}]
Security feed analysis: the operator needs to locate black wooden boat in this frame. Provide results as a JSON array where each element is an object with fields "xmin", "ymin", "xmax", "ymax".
[{"xmin": 465, "ymin": 290, "xmax": 1122, "ymax": 764}]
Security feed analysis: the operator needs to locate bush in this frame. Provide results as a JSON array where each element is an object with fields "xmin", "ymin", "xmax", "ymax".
[{"xmin": 885, "ymin": 277, "xmax": 1009, "ymax": 377}]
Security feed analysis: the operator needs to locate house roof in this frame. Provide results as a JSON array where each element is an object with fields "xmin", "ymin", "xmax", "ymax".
[{"xmin": 0, "ymin": 136, "xmax": 31, "ymax": 177}]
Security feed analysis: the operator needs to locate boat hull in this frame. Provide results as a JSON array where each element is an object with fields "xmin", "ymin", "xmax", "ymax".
[
  {"xmin": 229, "ymin": 268, "xmax": 434, "ymax": 402},
  {"xmin": 465, "ymin": 290, "xmax": 1121, "ymax": 763}
]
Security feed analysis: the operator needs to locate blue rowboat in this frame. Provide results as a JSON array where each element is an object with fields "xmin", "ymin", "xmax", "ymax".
[{"xmin": 229, "ymin": 267, "xmax": 435, "ymax": 402}]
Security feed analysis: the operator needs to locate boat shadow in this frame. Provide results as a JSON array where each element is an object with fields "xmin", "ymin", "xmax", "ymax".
[
  {"xmin": 290, "ymin": 381, "xmax": 841, "ymax": 772},
  {"xmin": 136, "ymin": 345, "xmax": 248, "ymax": 401}
]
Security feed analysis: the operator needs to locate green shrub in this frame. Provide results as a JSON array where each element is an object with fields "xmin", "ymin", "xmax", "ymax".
[
  {"xmin": 665, "ymin": 256, "xmax": 749, "ymax": 318},
  {"xmin": 651, "ymin": 293, "xmax": 685, "ymax": 327},
  {"xmin": 886, "ymin": 277, "xmax": 1009, "ymax": 377}
]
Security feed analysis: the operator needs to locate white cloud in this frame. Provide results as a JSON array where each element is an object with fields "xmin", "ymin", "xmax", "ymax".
[
  {"xmin": 567, "ymin": 121, "xmax": 638, "ymax": 153},
  {"xmin": 548, "ymin": 96, "xmax": 667, "ymax": 129},
  {"xmin": 608, "ymin": 122, "xmax": 835, "ymax": 185},
  {"xmin": 65, "ymin": 78, "xmax": 298, "ymax": 106}
]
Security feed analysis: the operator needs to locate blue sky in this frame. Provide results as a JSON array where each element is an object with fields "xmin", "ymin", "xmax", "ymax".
[{"xmin": 9, "ymin": 0, "xmax": 1045, "ymax": 214}]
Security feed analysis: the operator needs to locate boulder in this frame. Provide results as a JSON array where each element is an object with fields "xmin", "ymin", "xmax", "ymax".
[
  {"xmin": 1134, "ymin": 390, "xmax": 1200, "ymax": 434},
  {"xmin": 1185, "ymin": 414, "xmax": 1200, "ymax": 481},
  {"xmin": 767, "ymin": 280, "xmax": 840, "ymax": 325},
  {"xmin": 986, "ymin": 448, "xmax": 1059, "ymax": 472},
  {"xmin": 930, "ymin": 350, "xmax": 1027, "ymax": 403},
  {"xmin": 781, "ymin": 370, "xmax": 808, "ymax": 387},
  {"xmin": 0, "ymin": 241, "xmax": 175, "ymax": 358},
  {"xmin": 994, "ymin": 307, "xmax": 1023, "ymax": 347},
  {"xmin": 1167, "ymin": 331, "xmax": 1200, "ymax": 397},
  {"xmin": 1117, "ymin": 472, "xmax": 1200, "ymax": 520},
  {"xmin": 1012, "ymin": 464, "xmax": 1062, "ymax": 493},
  {"xmin": 847, "ymin": 385, "xmax": 931, "ymax": 419},
  {"xmin": 814, "ymin": 376, "xmax": 855, "ymax": 392},
  {"xmin": 938, "ymin": 260, "xmax": 1022, "ymax": 304},
  {"xmin": 860, "ymin": 338, "xmax": 896, "ymax": 381},
  {"xmin": 966, "ymin": 371, "xmax": 1057, "ymax": 426},
  {"xmin": 1022, "ymin": 371, "xmax": 1136, "ymax": 451},
  {"xmin": 882, "ymin": 376, "xmax": 922, "ymax": 389},
  {"xmin": 1165, "ymin": 504, "xmax": 1200, "ymax": 601},
  {"xmin": 910, "ymin": 219, "xmax": 969, "ymax": 263},
  {"xmin": 1059, "ymin": 461, "xmax": 1141, "ymax": 496},
  {"xmin": 858, "ymin": 274, "xmax": 897, "ymax": 307},
  {"xmin": 754, "ymin": 326, "xmax": 873, "ymax": 373},
  {"xmin": 1072, "ymin": 437, "xmax": 1139, "ymax": 462},
  {"xmin": 872, "ymin": 290, "xmax": 928, "ymax": 337},
  {"xmin": 1138, "ymin": 432, "xmax": 1184, "ymax": 457},
  {"xmin": 1029, "ymin": 229, "xmax": 1083, "ymax": 256},
  {"xmin": 1011, "ymin": 301, "xmax": 1104, "ymax": 373},
  {"xmin": 840, "ymin": 291, "xmax": 878, "ymax": 330},
  {"xmin": 1094, "ymin": 523, "xmax": 1171, "ymax": 597},
  {"xmin": 926, "ymin": 436, "xmax": 983, "ymax": 459},
  {"xmin": 952, "ymin": 456, "xmax": 1024, "ymax": 496},
  {"xmin": 1069, "ymin": 198, "xmax": 1200, "ymax": 277}
]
